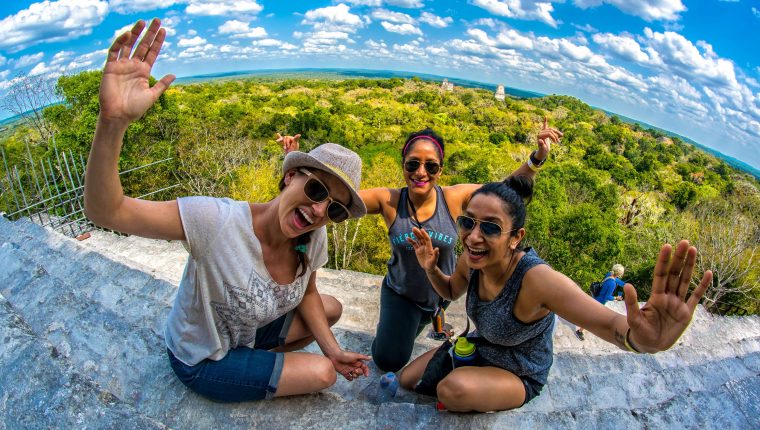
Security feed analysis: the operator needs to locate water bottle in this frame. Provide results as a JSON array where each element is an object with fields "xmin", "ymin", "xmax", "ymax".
[
  {"xmin": 376, "ymin": 372, "xmax": 399, "ymax": 402},
  {"xmin": 452, "ymin": 336, "xmax": 477, "ymax": 367}
]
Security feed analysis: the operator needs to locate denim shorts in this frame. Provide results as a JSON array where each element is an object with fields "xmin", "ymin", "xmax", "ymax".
[{"xmin": 167, "ymin": 310, "xmax": 295, "ymax": 402}]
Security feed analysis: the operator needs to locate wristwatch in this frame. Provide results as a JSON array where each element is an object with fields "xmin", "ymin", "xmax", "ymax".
[{"xmin": 527, "ymin": 150, "xmax": 546, "ymax": 171}]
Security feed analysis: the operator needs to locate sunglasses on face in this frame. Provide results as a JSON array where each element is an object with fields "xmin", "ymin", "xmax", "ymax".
[
  {"xmin": 456, "ymin": 215, "xmax": 513, "ymax": 238},
  {"xmin": 404, "ymin": 160, "xmax": 441, "ymax": 175},
  {"xmin": 298, "ymin": 169, "xmax": 351, "ymax": 223}
]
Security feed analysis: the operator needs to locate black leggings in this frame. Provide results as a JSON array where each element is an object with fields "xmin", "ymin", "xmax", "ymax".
[{"xmin": 371, "ymin": 285, "xmax": 439, "ymax": 372}]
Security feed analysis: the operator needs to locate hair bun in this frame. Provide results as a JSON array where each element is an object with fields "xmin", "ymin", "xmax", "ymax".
[{"xmin": 503, "ymin": 175, "xmax": 534, "ymax": 204}]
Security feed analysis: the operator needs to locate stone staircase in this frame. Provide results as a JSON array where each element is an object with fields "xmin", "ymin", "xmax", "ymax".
[{"xmin": 0, "ymin": 217, "xmax": 758, "ymax": 429}]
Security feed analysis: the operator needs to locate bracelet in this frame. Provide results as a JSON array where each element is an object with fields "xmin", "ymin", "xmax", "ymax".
[
  {"xmin": 624, "ymin": 328, "xmax": 643, "ymax": 353},
  {"xmin": 529, "ymin": 150, "xmax": 546, "ymax": 167}
]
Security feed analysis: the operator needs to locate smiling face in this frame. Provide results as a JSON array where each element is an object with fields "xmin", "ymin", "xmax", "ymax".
[
  {"xmin": 278, "ymin": 168, "xmax": 352, "ymax": 238},
  {"xmin": 402, "ymin": 139, "xmax": 443, "ymax": 196},
  {"xmin": 460, "ymin": 193, "xmax": 525, "ymax": 270}
]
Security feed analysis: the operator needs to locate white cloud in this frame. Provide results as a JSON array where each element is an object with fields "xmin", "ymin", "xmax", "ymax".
[
  {"xmin": 218, "ymin": 20, "xmax": 267, "ymax": 38},
  {"xmin": 178, "ymin": 43, "xmax": 219, "ymax": 59},
  {"xmin": 643, "ymin": 28, "xmax": 737, "ymax": 88},
  {"xmin": 371, "ymin": 9, "xmax": 414, "ymax": 24},
  {"xmin": 0, "ymin": 70, "xmax": 10, "ymax": 80},
  {"xmin": 592, "ymin": 33, "xmax": 650, "ymax": 63},
  {"xmin": 344, "ymin": 0, "xmax": 423, "ymax": 7},
  {"xmin": 250, "ymin": 39, "xmax": 297, "ymax": 50},
  {"xmin": 109, "ymin": 0, "xmax": 181, "ymax": 14},
  {"xmin": 178, "ymin": 36, "xmax": 207, "ymax": 47},
  {"xmin": 573, "ymin": 0, "xmax": 686, "ymax": 22},
  {"xmin": 572, "ymin": 23, "xmax": 598, "ymax": 33},
  {"xmin": 0, "ymin": 0, "xmax": 109, "ymax": 52},
  {"xmin": 393, "ymin": 43, "xmax": 425, "ymax": 56},
  {"xmin": 185, "ymin": 0, "xmax": 263, "ymax": 16},
  {"xmin": 298, "ymin": 30, "xmax": 356, "ymax": 53},
  {"xmin": 419, "ymin": 12, "xmax": 452, "ymax": 28},
  {"xmin": 14, "ymin": 52, "xmax": 45, "ymax": 68},
  {"xmin": 753, "ymin": 7, "xmax": 760, "ymax": 18},
  {"xmin": 0, "ymin": 54, "xmax": 6, "ymax": 67},
  {"xmin": 472, "ymin": 0, "xmax": 559, "ymax": 28},
  {"xmin": 380, "ymin": 22, "xmax": 422, "ymax": 35},
  {"xmin": 468, "ymin": 28, "xmax": 532, "ymax": 50},
  {"xmin": 29, "ymin": 62, "xmax": 51, "ymax": 76},
  {"xmin": 302, "ymin": 4, "xmax": 365, "ymax": 33}
]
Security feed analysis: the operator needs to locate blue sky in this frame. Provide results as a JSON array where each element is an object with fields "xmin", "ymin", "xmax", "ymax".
[{"xmin": 1, "ymin": 0, "xmax": 759, "ymax": 169}]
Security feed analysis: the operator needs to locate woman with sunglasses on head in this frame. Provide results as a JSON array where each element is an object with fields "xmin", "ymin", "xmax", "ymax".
[
  {"xmin": 399, "ymin": 176, "xmax": 712, "ymax": 412},
  {"xmin": 84, "ymin": 19, "xmax": 370, "ymax": 403},
  {"xmin": 281, "ymin": 123, "xmax": 562, "ymax": 372}
]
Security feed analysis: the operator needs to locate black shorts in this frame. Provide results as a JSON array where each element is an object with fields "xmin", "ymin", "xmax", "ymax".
[{"xmin": 415, "ymin": 342, "xmax": 545, "ymax": 405}]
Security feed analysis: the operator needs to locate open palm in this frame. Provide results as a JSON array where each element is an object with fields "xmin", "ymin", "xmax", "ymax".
[
  {"xmin": 407, "ymin": 226, "xmax": 440, "ymax": 272},
  {"xmin": 623, "ymin": 240, "xmax": 712, "ymax": 353},
  {"xmin": 99, "ymin": 19, "xmax": 175, "ymax": 125}
]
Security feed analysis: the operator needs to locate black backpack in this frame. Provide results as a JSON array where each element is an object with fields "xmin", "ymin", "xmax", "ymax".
[
  {"xmin": 589, "ymin": 281, "xmax": 602, "ymax": 297},
  {"xmin": 590, "ymin": 276, "xmax": 613, "ymax": 298}
]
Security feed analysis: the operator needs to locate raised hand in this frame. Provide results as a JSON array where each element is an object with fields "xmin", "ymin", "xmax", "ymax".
[
  {"xmin": 329, "ymin": 350, "xmax": 370, "ymax": 381},
  {"xmin": 99, "ymin": 19, "xmax": 175, "ymax": 126},
  {"xmin": 407, "ymin": 227, "xmax": 440, "ymax": 272},
  {"xmin": 622, "ymin": 240, "xmax": 712, "ymax": 353},
  {"xmin": 536, "ymin": 117, "xmax": 563, "ymax": 161},
  {"xmin": 277, "ymin": 133, "xmax": 301, "ymax": 154}
]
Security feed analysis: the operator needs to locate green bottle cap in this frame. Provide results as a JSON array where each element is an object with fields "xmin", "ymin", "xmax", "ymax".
[{"xmin": 454, "ymin": 336, "xmax": 476, "ymax": 357}]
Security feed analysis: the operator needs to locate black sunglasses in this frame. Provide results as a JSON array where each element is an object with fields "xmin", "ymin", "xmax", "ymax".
[
  {"xmin": 404, "ymin": 160, "xmax": 441, "ymax": 175},
  {"xmin": 456, "ymin": 215, "xmax": 513, "ymax": 238},
  {"xmin": 299, "ymin": 169, "xmax": 351, "ymax": 223}
]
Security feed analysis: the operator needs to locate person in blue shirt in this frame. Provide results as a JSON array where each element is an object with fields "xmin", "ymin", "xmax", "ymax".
[{"xmin": 575, "ymin": 264, "xmax": 626, "ymax": 341}]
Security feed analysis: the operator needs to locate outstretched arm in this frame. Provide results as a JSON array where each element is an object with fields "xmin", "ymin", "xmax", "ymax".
[
  {"xmin": 509, "ymin": 117, "xmax": 562, "ymax": 179},
  {"xmin": 445, "ymin": 117, "xmax": 563, "ymax": 216},
  {"xmin": 84, "ymin": 19, "xmax": 182, "ymax": 240},
  {"xmin": 541, "ymin": 240, "xmax": 711, "ymax": 353},
  {"xmin": 622, "ymin": 241, "xmax": 711, "ymax": 352}
]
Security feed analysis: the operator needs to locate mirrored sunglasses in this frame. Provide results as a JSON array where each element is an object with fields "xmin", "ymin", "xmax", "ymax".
[
  {"xmin": 299, "ymin": 169, "xmax": 351, "ymax": 223},
  {"xmin": 404, "ymin": 160, "xmax": 441, "ymax": 175},
  {"xmin": 456, "ymin": 215, "xmax": 512, "ymax": 238}
]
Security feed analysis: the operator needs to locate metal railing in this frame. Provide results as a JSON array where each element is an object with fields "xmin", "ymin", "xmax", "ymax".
[{"xmin": 1, "ymin": 140, "xmax": 179, "ymax": 238}]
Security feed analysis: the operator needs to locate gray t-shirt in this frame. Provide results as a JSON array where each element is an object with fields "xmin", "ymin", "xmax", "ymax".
[{"xmin": 165, "ymin": 196, "xmax": 328, "ymax": 366}]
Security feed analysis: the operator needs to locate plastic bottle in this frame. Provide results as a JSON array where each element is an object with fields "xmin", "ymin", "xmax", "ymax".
[
  {"xmin": 376, "ymin": 372, "xmax": 399, "ymax": 403},
  {"xmin": 452, "ymin": 336, "xmax": 477, "ymax": 367}
]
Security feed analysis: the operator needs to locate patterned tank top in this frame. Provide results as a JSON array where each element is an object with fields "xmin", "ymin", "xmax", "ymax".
[{"xmin": 382, "ymin": 186, "xmax": 458, "ymax": 310}]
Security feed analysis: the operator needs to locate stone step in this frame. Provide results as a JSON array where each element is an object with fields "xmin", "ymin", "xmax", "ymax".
[
  {"xmin": 3, "ymin": 216, "xmax": 760, "ymax": 429},
  {"xmin": 0, "ymin": 294, "xmax": 167, "ymax": 429},
  {"xmin": 365, "ymin": 372, "xmax": 760, "ymax": 429},
  {"xmin": 0, "ymin": 233, "xmax": 173, "ymax": 403},
  {"xmin": 79, "ymin": 228, "xmax": 187, "ymax": 285}
]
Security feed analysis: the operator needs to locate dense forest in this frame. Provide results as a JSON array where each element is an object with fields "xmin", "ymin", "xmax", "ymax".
[{"xmin": 1, "ymin": 71, "xmax": 758, "ymax": 314}]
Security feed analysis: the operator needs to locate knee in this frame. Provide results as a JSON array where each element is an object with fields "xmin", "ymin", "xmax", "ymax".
[
  {"xmin": 372, "ymin": 346, "xmax": 408, "ymax": 373},
  {"xmin": 314, "ymin": 356, "xmax": 338, "ymax": 389},
  {"xmin": 322, "ymin": 295, "xmax": 343, "ymax": 327},
  {"xmin": 437, "ymin": 375, "xmax": 477, "ymax": 407},
  {"xmin": 398, "ymin": 368, "xmax": 418, "ymax": 391}
]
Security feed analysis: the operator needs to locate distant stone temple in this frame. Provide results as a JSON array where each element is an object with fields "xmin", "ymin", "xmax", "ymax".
[
  {"xmin": 440, "ymin": 78, "xmax": 454, "ymax": 91},
  {"xmin": 495, "ymin": 84, "xmax": 506, "ymax": 101}
]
